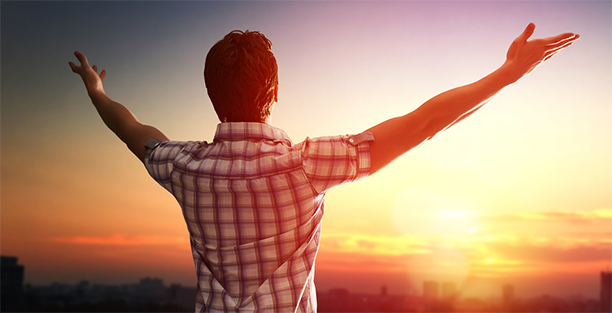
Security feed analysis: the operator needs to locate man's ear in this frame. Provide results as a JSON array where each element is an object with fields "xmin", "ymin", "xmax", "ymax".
[{"xmin": 274, "ymin": 84, "xmax": 279, "ymax": 102}]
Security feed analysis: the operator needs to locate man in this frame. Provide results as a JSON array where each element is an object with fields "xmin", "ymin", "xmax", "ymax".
[{"xmin": 70, "ymin": 23, "xmax": 579, "ymax": 312}]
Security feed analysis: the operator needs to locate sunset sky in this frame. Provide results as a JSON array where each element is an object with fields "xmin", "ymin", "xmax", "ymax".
[{"xmin": 2, "ymin": 0, "xmax": 610, "ymax": 299}]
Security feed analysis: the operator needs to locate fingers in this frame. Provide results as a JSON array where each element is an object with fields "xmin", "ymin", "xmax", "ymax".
[
  {"xmin": 543, "ymin": 41, "xmax": 575, "ymax": 61},
  {"xmin": 68, "ymin": 61, "xmax": 80, "ymax": 73},
  {"xmin": 546, "ymin": 33, "xmax": 580, "ymax": 47},
  {"xmin": 74, "ymin": 51, "xmax": 90, "ymax": 68},
  {"xmin": 544, "ymin": 49, "xmax": 562, "ymax": 62},
  {"xmin": 546, "ymin": 41, "xmax": 574, "ymax": 56},
  {"xmin": 544, "ymin": 34, "xmax": 579, "ymax": 55},
  {"xmin": 92, "ymin": 65, "xmax": 107, "ymax": 81},
  {"xmin": 71, "ymin": 51, "xmax": 106, "ymax": 78},
  {"xmin": 70, "ymin": 51, "xmax": 89, "ymax": 75},
  {"xmin": 518, "ymin": 22, "xmax": 536, "ymax": 42}
]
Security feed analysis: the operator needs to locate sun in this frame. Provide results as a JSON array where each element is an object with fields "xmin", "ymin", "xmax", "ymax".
[
  {"xmin": 392, "ymin": 187, "xmax": 480, "ymax": 237},
  {"xmin": 392, "ymin": 186, "xmax": 483, "ymax": 290}
]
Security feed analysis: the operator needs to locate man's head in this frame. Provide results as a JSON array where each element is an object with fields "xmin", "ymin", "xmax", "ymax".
[{"xmin": 204, "ymin": 30, "xmax": 279, "ymax": 123}]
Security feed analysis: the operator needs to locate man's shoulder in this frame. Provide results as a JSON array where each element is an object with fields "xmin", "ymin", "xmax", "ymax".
[
  {"xmin": 294, "ymin": 132, "xmax": 375, "ymax": 150},
  {"xmin": 145, "ymin": 139, "xmax": 209, "ymax": 163}
]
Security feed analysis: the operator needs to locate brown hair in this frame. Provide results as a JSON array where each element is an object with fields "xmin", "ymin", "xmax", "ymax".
[{"xmin": 204, "ymin": 30, "xmax": 278, "ymax": 123}]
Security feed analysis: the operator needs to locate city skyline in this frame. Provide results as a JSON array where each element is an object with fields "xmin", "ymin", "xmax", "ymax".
[
  {"xmin": 3, "ymin": 254, "xmax": 608, "ymax": 300},
  {"xmin": 3, "ymin": 256, "xmax": 609, "ymax": 313},
  {"xmin": 5, "ymin": 255, "xmax": 610, "ymax": 298},
  {"xmin": 2, "ymin": 0, "xmax": 610, "ymax": 301}
]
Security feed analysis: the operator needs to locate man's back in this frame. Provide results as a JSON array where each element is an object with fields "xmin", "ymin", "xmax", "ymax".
[{"xmin": 145, "ymin": 122, "xmax": 373, "ymax": 312}]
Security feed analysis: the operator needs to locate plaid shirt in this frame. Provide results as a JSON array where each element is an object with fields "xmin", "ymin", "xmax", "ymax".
[{"xmin": 145, "ymin": 122, "xmax": 373, "ymax": 312}]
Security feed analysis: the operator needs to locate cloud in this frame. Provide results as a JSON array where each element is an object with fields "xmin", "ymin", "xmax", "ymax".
[
  {"xmin": 483, "ymin": 209, "xmax": 612, "ymax": 225},
  {"xmin": 480, "ymin": 241, "xmax": 612, "ymax": 264},
  {"xmin": 50, "ymin": 234, "xmax": 185, "ymax": 246},
  {"xmin": 320, "ymin": 232, "xmax": 429, "ymax": 255}
]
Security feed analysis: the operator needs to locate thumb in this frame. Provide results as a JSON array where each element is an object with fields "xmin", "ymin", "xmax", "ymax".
[
  {"xmin": 69, "ymin": 61, "xmax": 80, "ymax": 74},
  {"xmin": 519, "ymin": 23, "xmax": 536, "ymax": 42}
]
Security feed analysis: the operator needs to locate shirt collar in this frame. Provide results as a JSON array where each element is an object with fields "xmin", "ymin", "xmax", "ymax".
[{"xmin": 213, "ymin": 122, "xmax": 293, "ymax": 146}]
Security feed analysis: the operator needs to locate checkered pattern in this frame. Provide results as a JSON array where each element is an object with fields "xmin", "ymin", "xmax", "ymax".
[{"xmin": 145, "ymin": 122, "xmax": 373, "ymax": 312}]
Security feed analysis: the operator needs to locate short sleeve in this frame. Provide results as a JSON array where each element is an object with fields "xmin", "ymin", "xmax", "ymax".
[
  {"xmin": 299, "ymin": 131, "xmax": 374, "ymax": 193},
  {"xmin": 144, "ymin": 140, "xmax": 187, "ymax": 192}
]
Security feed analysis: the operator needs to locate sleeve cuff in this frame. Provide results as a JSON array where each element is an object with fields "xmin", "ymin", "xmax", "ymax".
[{"xmin": 145, "ymin": 138, "xmax": 162, "ymax": 150}]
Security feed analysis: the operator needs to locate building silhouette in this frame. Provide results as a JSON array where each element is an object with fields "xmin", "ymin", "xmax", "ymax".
[
  {"xmin": 1, "ymin": 256, "xmax": 25, "ymax": 310},
  {"xmin": 503, "ymin": 284, "xmax": 515, "ymax": 306},
  {"xmin": 602, "ymin": 271, "xmax": 611, "ymax": 313},
  {"xmin": 14, "ymin": 277, "xmax": 196, "ymax": 311},
  {"xmin": 423, "ymin": 280, "xmax": 439, "ymax": 301},
  {"xmin": 442, "ymin": 281, "xmax": 457, "ymax": 300},
  {"xmin": 500, "ymin": 283, "xmax": 516, "ymax": 312}
]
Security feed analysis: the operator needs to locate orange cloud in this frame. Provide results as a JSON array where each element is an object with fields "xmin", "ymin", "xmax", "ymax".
[
  {"xmin": 321, "ymin": 232, "xmax": 428, "ymax": 255},
  {"xmin": 50, "ymin": 234, "xmax": 185, "ymax": 246},
  {"xmin": 483, "ymin": 209, "xmax": 612, "ymax": 224},
  {"xmin": 480, "ymin": 242, "xmax": 611, "ymax": 264}
]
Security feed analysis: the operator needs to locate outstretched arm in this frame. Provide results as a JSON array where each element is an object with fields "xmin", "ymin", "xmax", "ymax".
[
  {"xmin": 69, "ymin": 51, "xmax": 169, "ymax": 163},
  {"xmin": 366, "ymin": 23, "xmax": 579, "ymax": 175}
]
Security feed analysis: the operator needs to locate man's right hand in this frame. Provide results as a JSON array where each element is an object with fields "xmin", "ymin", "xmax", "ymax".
[
  {"xmin": 69, "ymin": 51, "xmax": 107, "ymax": 97},
  {"xmin": 69, "ymin": 50, "xmax": 169, "ymax": 163}
]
